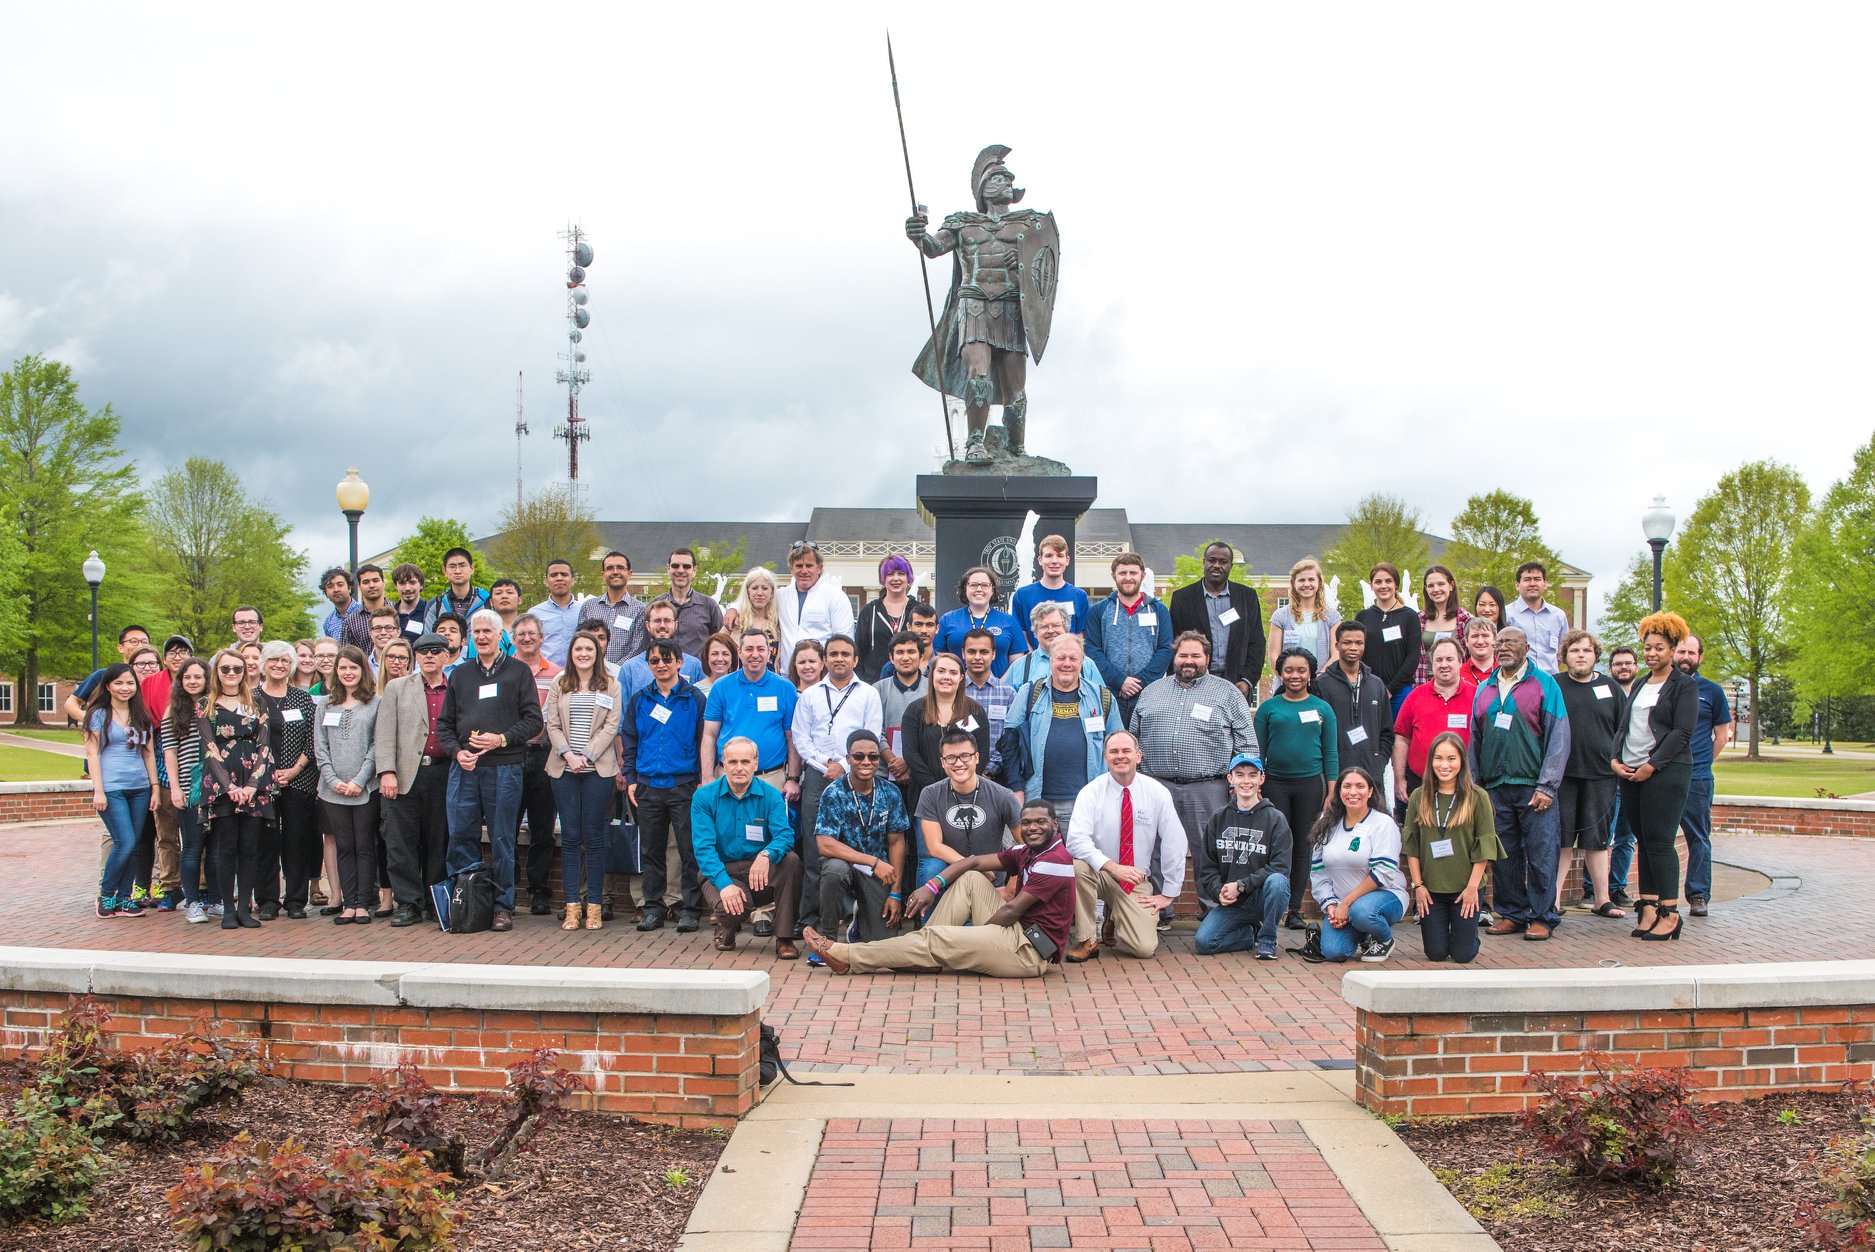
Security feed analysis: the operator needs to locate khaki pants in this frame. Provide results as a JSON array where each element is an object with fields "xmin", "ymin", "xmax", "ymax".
[
  {"xmin": 829, "ymin": 871, "xmax": 1049, "ymax": 978},
  {"xmin": 152, "ymin": 786, "xmax": 181, "ymax": 894},
  {"xmin": 1071, "ymin": 859, "xmax": 1160, "ymax": 958}
]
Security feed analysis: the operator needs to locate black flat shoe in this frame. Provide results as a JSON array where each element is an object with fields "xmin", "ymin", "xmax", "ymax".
[
  {"xmin": 637, "ymin": 910, "xmax": 668, "ymax": 932},
  {"xmin": 221, "ymin": 915, "xmax": 240, "ymax": 929},
  {"xmin": 334, "ymin": 914, "xmax": 354, "ymax": 925},
  {"xmin": 286, "ymin": 907, "xmax": 308, "ymax": 919},
  {"xmin": 320, "ymin": 905, "xmax": 343, "ymax": 916},
  {"xmin": 258, "ymin": 903, "xmax": 280, "ymax": 921},
  {"xmin": 355, "ymin": 912, "xmax": 372, "ymax": 925},
  {"xmin": 1283, "ymin": 910, "xmax": 1305, "ymax": 931},
  {"xmin": 236, "ymin": 912, "xmax": 262, "ymax": 929}
]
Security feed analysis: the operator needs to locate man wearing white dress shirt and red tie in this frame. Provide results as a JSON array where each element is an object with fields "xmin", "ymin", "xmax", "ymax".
[{"xmin": 1063, "ymin": 731, "xmax": 1184, "ymax": 962}]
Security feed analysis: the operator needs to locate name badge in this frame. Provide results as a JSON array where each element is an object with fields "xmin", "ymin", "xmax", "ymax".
[
  {"xmin": 1446, "ymin": 713, "xmax": 1468, "ymax": 729},
  {"xmin": 595, "ymin": 694, "xmax": 614, "ymax": 709},
  {"xmin": 744, "ymin": 823, "xmax": 766, "ymax": 843},
  {"xmin": 1142, "ymin": 619, "xmax": 1156, "ymax": 631},
  {"xmin": 282, "ymin": 708, "xmax": 304, "ymax": 723},
  {"xmin": 1299, "ymin": 709, "xmax": 1321, "ymax": 724},
  {"xmin": 323, "ymin": 710, "xmax": 344, "ymax": 728},
  {"xmin": 1347, "ymin": 726, "xmax": 1368, "ymax": 745},
  {"xmin": 1382, "ymin": 625, "xmax": 1403, "ymax": 642},
  {"xmin": 961, "ymin": 715, "xmax": 980, "ymax": 732},
  {"xmin": 404, "ymin": 620, "xmax": 422, "ymax": 635},
  {"xmin": 614, "ymin": 614, "xmax": 634, "ymax": 631},
  {"xmin": 756, "ymin": 695, "xmax": 779, "ymax": 712},
  {"xmin": 1218, "ymin": 608, "xmax": 1241, "ymax": 626},
  {"xmin": 650, "ymin": 703, "xmax": 672, "ymax": 724},
  {"xmin": 1191, "ymin": 703, "xmax": 1213, "ymax": 723},
  {"xmin": 1594, "ymin": 686, "xmax": 1613, "ymax": 701},
  {"xmin": 1494, "ymin": 712, "xmax": 1513, "ymax": 730},
  {"xmin": 854, "ymin": 862, "xmax": 875, "ymax": 877},
  {"xmin": 479, "ymin": 683, "xmax": 499, "ymax": 700},
  {"xmin": 1083, "ymin": 715, "xmax": 1105, "ymax": 733},
  {"xmin": 1430, "ymin": 838, "xmax": 1455, "ymax": 859}
]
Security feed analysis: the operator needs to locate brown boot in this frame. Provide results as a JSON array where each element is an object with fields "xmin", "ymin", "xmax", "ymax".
[
  {"xmin": 584, "ymin": 903, "xmax": 603, "ymax": 931},
  {"xmin": 561, "ymin": 902, "xmax": 582, "ymax": 931},
  {"xmin": 1066, "ymin": 937, "xmax": 1102, "ymax": 963}
]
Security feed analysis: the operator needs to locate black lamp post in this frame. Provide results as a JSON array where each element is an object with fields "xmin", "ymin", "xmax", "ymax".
[
  {"xmin": 336, "ymin": 468, "xmax": 370, "ymax": 580},
  {"xmin": 83, "ymin": 551, "xmax": 105, "ymax": 672},
  {"xmin": 1641, "ymin": 494, "xmax": 1675, "ymax": 612}
]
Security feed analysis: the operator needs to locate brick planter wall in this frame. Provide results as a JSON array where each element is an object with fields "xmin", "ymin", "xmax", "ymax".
[
  {"xmin": 0, "ymin": 780, "xmax": 93, "ymax": 825},
  {"xmin": 1713, "ymin": 796, "xmax": 1875, "ymax": 840},
  {"xmin": 1346, "ymin": 962, "xmax": 1875, "ymax": 1117},
  {"xmin": 0, "ymin": 947, "xmax": 768, "ymax": 1128}
]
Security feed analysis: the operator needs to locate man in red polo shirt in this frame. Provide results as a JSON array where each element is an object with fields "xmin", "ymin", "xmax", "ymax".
[
  {"xmin": 802, "ymin": 800, "xmax": 1073, "ymax": 978},
  {"xmin": 1391, "ymin": 637, "xmax": 1477, "ymax": 820}
]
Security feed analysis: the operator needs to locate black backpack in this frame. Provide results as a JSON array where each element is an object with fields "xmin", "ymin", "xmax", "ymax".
[
  {"xmin": 759, "ymin": 1023, "xmax": 852, "ymax": 1088},
  {"xmin": 446, "ymin": 868, "xmax": 497, "ymax": 934}
]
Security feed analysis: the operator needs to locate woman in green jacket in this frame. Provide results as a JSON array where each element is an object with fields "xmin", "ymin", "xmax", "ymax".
[{"xmin": 1402, "ymin": 732, "xmax": 1503, "ymax": 963}]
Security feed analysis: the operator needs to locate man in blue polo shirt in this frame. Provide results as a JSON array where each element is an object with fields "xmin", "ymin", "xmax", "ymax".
[
  {"xmin": 691, "ymin": 736, "xmax": 801, "ymax": 958},
  {"xmin": 700, "ymin": 628, "xmax": 802, "ymax": 801},
  {"xmin": 1674, "ymin": 634, "xmax": 1734, "ymax": 917}
]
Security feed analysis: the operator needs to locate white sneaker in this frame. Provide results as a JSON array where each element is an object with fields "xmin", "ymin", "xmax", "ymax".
[
  {"xmin": 184, "ymin": 902, "xmax": 208, "ymax": 924},
  {"xmin": 204, "ymin": 902, "xmax": 224, "ymax": 917}
]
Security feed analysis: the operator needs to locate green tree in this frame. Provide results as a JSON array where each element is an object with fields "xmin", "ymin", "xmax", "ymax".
[
  {"xmin": 484, "ymin": 488, "xmax": 602, "ymax": 603},
  {"xmin": 389, "ymin": 517, "xmax": 501, "ymax": 599},
  {"xmin": 1596, "ymin": 552, "xmax": 1660, "ymax": 654},
  {"xmin": 0, "ymin": 355, "xmax": 147, "ymax": 723},
  {"xmin": 1164, "ymin": 541, "xmax": 1251, "ymax": 593},
  {"xmin": 1664, "ymin": 459, "xmax": 1811, "ymax": 759},
  {"xmin": 1443, "ymin": 490, "xmax": 1562, "ymax": 601},
  {"xmin": 1322, "ymin": 494, "xmax": 1431, "ymax": 618},
  {"xmin": 143, "ymin": 458, "xmax": 313, "ymax": 645},
  {"xmin": 1787, "ymin": 433, "xmax": 1875, "ymax": 732}
]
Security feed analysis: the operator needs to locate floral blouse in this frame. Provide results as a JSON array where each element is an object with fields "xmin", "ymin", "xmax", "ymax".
[{"xmin": 200, "ymin": 701, "xmax": 277, "ymax": 821}]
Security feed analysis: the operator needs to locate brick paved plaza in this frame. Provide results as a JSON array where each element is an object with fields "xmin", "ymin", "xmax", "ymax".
[{"xmin": 4, "ymin": 818, "xmax": 1848, "ymax": 1248}]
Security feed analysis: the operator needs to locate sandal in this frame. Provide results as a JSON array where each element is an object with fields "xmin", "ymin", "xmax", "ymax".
[{"xmin": 1592, "ymin": 901, "xmax": 1628, "ymax": 918}]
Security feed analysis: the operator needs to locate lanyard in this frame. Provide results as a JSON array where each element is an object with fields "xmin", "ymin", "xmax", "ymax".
[
  {"xmin": 851, "ymin": 784, "xmax": 879, "ymax": 834},
  {"xmin": 1433, "ymin": 792, "xmax": 1455, "ymax": 833},
  {"xmin": 824, "ymin": 681, "xmax": 859, "ymax": 721}
]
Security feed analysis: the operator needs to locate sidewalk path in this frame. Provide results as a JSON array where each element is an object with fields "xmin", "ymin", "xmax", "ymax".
[{"xmin": 0, "ymin": 731, "xmax": 85, "ymax": 758}]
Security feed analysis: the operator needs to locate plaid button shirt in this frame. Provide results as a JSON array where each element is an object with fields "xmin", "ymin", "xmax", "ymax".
[
  {"xmin": 962, "ymin": 675, "xmax": 1016, "ymax": 771},
  {"xmin": 1129, "ymin": 673, "xmax": 1258, "ymax": 780}
]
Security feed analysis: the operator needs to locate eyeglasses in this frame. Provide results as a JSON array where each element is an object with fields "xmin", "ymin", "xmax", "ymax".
[
  {"xmin": 940, "ymin": 753, "xmax": 977, "ymax": 765},
  {"xmin": 848, "ymin": 751, "xmax": 881, "ymax": 763}
]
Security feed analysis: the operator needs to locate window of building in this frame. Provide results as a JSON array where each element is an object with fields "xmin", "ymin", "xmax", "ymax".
[
  {"xmin": 0, "ymin": 683, "xmax": 12, "ymax": 713},
  {"xmin": 37, "ymin": 682, "xmax": 56, "ymax": 714}
]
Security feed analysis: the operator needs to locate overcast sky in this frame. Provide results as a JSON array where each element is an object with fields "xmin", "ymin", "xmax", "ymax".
[{"xmin": 3, "ymin": 2, "xmax": 1870, "ymax": 615}]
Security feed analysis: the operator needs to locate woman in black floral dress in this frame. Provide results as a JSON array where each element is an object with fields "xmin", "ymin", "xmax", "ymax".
[{"xmin": 199, "ymin": 648, "xmax": 277, "ymax": 930}]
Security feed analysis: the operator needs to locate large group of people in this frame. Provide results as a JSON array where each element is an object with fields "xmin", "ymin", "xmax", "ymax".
[{"xmin": 74, "ymin": 537, "xmax": 1733, "ymax": 975}]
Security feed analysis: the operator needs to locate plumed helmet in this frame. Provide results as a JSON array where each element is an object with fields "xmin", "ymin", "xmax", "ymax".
[{"xmin": 971, "ymin": 144, "xmax": 1025, "ymax": 211}]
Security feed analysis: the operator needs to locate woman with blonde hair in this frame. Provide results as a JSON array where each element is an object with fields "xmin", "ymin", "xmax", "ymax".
[
  {"xmin": 199, "ymin": 648, "xmax": 276, "ymax": 930},
  {"xmin": 1263, "ymin": 557, "xmax": 1340, "ymax": 696},
  {"xmin": 724, "ymin": 567, "xmax": 781, "ymax": 663}
]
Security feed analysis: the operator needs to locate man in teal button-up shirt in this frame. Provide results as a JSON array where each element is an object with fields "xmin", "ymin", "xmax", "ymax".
[{"xmin": 691, "ymin": 736, "xmax": 802, "ymax": 958}]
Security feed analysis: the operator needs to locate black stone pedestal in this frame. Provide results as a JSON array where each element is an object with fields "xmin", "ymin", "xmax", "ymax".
[{"xmin": 916, "ymin": 474, "xmax": 1100, "ymax": 609}]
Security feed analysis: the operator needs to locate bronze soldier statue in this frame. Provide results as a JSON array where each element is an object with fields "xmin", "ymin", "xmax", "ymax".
[{"xmin": 906, "ymin": 145, "xmax": 1059, "ymax": 465}]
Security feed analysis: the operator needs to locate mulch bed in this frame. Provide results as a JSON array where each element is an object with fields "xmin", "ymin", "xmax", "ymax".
[
  {"xmin": 0, "ymin": 1076, "xmax": 725, "ymax": 1251},
  {"xmin": 1399, "ymin": 1088, "xmax": 1865, "ymax": 1251}
]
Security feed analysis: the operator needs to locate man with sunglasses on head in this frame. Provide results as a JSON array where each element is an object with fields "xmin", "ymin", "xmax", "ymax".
[
  {"xmin": 777, "ymin": 541, "xmax": 855, "ymax": 662},
  {"xmin": 626, "ymin": 548, "xmax": 724, "ymax": 661},
  {"xmin": 813, "ymin": 730, "xmax": 911, "ymax": 944},
  {"xmin": 578, "ymin": 550, "xmax": 648, "ymax": 668}
]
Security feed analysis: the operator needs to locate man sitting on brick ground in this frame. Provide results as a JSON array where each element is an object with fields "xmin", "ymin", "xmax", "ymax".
[{"xmin": 802, "ymin": 799, "xmax": 1074, "ymax": 978}]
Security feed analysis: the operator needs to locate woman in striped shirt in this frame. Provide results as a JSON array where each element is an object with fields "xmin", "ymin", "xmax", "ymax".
[
  {"xmin": 1306, "ymin": 766, "xmax": 1409, "ymax": 964},
  {"xmin": 161, "ymin": 657, "xmax": 217, "ymax": 923}
]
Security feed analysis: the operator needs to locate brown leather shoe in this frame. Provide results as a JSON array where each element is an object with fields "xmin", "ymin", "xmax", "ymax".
[
  {"xmin": 801, "ymin": 927, "xmax": 849, "ymax": 974},
  {"xmin": 1065, "ymin": 938, "xmax": 1102, "ymax": 963},
  {"xmin": 491, "ymin": 910, "xmax": 513, "ymax": 932},
  {"xmin": 775, "ymin": 938, "xmax": 800, "ymax": 960},
  {"xmin": 1523, "ymin": 922, "xmax": 1552, "ymax": 941},
  {"xmin": 1485, "ymin": 918, "xmax": 1525, "ymax": 936}
]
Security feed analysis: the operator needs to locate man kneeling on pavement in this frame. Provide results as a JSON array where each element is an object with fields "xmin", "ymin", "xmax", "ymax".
[
  {"xmin": 803, "ymin": 799, "xmax": 1075, "ymax": 977},
  {"xmin": 691, "ymin": 736, "xmax": 803, "ymax": 959},
  {"xmin": 1192, "ymin": 753, "xmax": 1292, "ymax": 960}
]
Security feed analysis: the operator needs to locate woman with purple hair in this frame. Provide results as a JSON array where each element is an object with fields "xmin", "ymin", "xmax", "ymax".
[{"xmin": 856, "ymin": 553, "xmax": 924, "ymax": 681}]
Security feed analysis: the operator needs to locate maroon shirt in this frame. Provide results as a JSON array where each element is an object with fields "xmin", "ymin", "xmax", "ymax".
[
  {"xmin": 422, "ymin": 682, "xmax": 448, "ymax": 758},
  {"xmin": 999, "ymin": 836, "xmax": 1076, "ymax": 962}
]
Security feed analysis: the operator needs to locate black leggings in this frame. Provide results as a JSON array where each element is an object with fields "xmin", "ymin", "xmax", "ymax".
[
  {"xmin": 1621, "ymin": 761, "xmax": 1691, "ymax": 903},
  {"xmin": 213, "ymin": 810, "xmax": 266, "ymax": 916},
  {"xmin": 322, "ymin": 796, "xmax": 382, "ymax": 910},
  {"xmin": 1264, "ymin": 774, "xmax": 1326, "ymax": 912}
]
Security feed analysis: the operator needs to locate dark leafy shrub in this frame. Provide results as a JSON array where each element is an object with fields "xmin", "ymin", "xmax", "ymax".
[
  {"xmin": 1521, "ymin": 1051, "xmax": 1709, "ymax": 1188},
  {"xmin": 166, "ymin": 1131, "xmax": 461, "ymax": 1251},
  {"xmin": 352, "ymin": 1062, "xmax": 465, "ymax": 1180},
  {"xmin": 472, "ymin": 1047, "xmax": 586, "ymax": 1179},
  {"xmin": 352, "ymin": 1048, "xmax": 586, "ymax": 1183},
  {"xmin": 1797, "ymin": 1083, "xmax": 1875, "ymax": 1247},
  {"xmin": 0, "ymin": 1087, "xmax": 112, "ymax": 1225}
]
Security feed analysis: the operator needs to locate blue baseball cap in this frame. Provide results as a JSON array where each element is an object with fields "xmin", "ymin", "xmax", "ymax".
[{"xmin": 1228, "ymin": 753, "xmax": 1264, "ymax": 773}]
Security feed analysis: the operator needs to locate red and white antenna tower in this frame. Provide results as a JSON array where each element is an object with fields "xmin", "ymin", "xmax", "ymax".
[{"xmin": 554, "ymin": 225, "xmax": 594, "ymax": 509}]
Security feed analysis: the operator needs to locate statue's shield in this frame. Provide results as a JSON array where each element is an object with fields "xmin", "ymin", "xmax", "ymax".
[{"xmin": 1016, "ymin": 212, "xmax": 1060, "ymax": 362}]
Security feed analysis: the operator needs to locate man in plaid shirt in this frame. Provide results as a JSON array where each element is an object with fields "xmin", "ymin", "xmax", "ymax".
[{"xmin": 960, "ymin": 629, "xmax": 1016, "ymax": 781}]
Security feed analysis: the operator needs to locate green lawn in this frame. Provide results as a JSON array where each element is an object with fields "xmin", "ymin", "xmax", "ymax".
[
  {"xmin": 4, "ymin": 727, "xmax": 82, "ymax": 743},
  {"xmin": 0, "ymin": 746, "xmax": 85, "ymax": 783},
  {"xmin": 1713, "ymin": 755, "xmax": 1875, "ymax": 800}
]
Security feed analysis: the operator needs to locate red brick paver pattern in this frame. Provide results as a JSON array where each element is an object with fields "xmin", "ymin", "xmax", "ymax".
[
  {"xmin": 1, "ymin": 819, "xmax": 1852, "ymax": 1074},
  {"xmin": 793, "ymin": 1118, "xmax": 1383, "ymax": 1252}
]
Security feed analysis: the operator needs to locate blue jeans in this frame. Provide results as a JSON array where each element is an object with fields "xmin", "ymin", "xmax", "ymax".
[
  {"xmin": 445, "ymin": 761, "xmax": 524, "ymax": 912},
  {"xmin": 1194, "ymin": 873, "xmax": 1289, "ymax": 955},
  {"xmin": 98, "ymin": 788, "xmax": 149, "ymax": 901},
  {"xmin": 1489, "ymin": 785, "xmax": 1562, "ymax": 927},
  {"xmin": 1319, "ymin": 891, "xmax": 1404, "ymax": 961},
  {"xmin": 177, "ymin": 805, "xmax": 220, "ymax": 907},
  {"xmin": 550, "ymin": 770, "xmax": 612, "ymax": 905},
  {"xmin": 1679, "ymin": 775, "xmax": 1715, "ymax": 899},
  {"xmin": 1608, "ymin": 789, "xmax": 1635, "ymax": 895}
]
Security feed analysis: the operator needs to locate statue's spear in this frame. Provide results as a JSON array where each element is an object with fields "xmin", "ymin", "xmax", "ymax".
[{"xmin": 887, "ymin": 33, "xmax": 956, "ymax": 463}]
